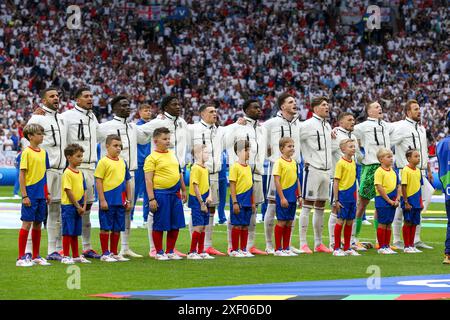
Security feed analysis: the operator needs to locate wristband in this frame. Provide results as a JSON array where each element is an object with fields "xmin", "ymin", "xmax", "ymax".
[
  {"xmin": 149, "ymin": 198, "xmax": 155, "ymax": 202},
  {"xmin": 22, "ymin": 196, "xmax": 29, "ymax": 199},
  {"xmin": 233, "ymin": 202, "xmax": 238, "ymax": 205}
]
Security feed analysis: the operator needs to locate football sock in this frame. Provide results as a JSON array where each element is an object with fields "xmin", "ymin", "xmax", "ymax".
[
  {"xmin": 413, "ymin": 222, "xmax": 421, "ymax": 243},
  {"xmin": 18, "ymin": 228, "xmax": 29, "ymax": 258},
  {"xmin": 247, "ymin": 212, "xmax": 257, "ymax": 250},
  {"xmin": 47, "ymin": 203, "xmax": 61, "ymax": 254},
  {"xmin": 166, "ymin": 229, "xmax": 179, "ymax": 254},
  {"xmin": 392, "ymin": 207, "xmax": 403, "ymax": 243},
  {"xmin": 152, "ymin": 231, "xmax": 163, "ymax": 253},
  {"xmin": 328, "ymin": 213, "xmax": 337, "ymax": 248},
  {"xmin": 63, "ymin": 236, "xmax": 71, "ymax": 257},
  {"xmin": 402, "ymin": 225, "xmax": 410, "ymax": 247},
  {"xmin": 190, "ymin": 231, "xmax": 200, "ymax": 253},
  {"xmin": 313, "ymin": 207, "xmax": 325, "ymax": 248},
  {"xmin": 290, "ymin": 215, "xmax": 296, "ymax": 246},
  {"xmin": 198, "ymin": 232, "xmax": 206, "ymax": 254},
  {"xmin": 264, "ymin": 203, "xmax": 276, "ymax": 249},
  {"xmin": 355, "ymin": 217, "xmax": 362, "ymax": 238},
  {"xmin": 147, "ymin": 214, "xmax": 155, "ymax": 252},
  {"xmin": 377, "ymin": 227, "xmax": 385, "ymax": 248},
  {"xmin": 110, "ymin": 232, "xmax": 120, "ymax": 255},
  {"xmin": 71, "ymin": 236, "xmax": 79, "ymax": 258},
  {"xmin": 240, "ymin": 229, "xmax": 248, "ymax": 251},
  {"xmin": 81, "ymin": 210, "xmax": 92, "ymax": 251},
  {"xmin": 274, "ymin": 224, "xmax": 283, "ymax": 251},
  {"xmin": 31, "ymin": 228, "xmax": 41, "ymax": 259},
  {"xmin": 344, "ymin": 224, "xmax": 352, "ymax": 251},
  {"xmin": 299, "ymin": 206, "xmax": 312, "ymax": 247},
  {"xmin": 204, "ymin": 213, "xmax": 214, "ymax": 248},
  {"xmin": 226, "ymin": 218, "xmax": 232, "ymax": 249},
  {"xmin": 231, "ymin": 227, "xmax": 240, "ymax": 251},
  {"xmin": 120, "ymin": 212, "xmax": 131, "ymax": 251},
  {"xmin": 410, "ymin": 225, "xmax": 417, "ymax": 247},
  {"xmin": 100, "ymin": 232, "xmax": 110, "ymax": 255},
  {"xmin": 283, "ymin": 225, "xmax": 292, "ymax": 250},
  {"xmin": 334, "ymin": 223, "xmax": 343, "ymax": 251},
  {"xmin": 385, "ymin": 228, "xmax": 392, "ymax": 247}
]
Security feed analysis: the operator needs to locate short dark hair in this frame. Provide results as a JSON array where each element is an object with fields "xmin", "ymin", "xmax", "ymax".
[
  {"xmin": 234, "ymin": 140, "xmax": 250, "ymax": 155},
  {"xmin": 105, "ymin": 134, "xmax": 121, "ymax": 146},
  {"xmin": 160, "ymin": 95, "xmax": 178, "ymax": 111},
  {"xmin": 64, "ymin": 143, "xmax": 84, "ymax": 158},
  {"xmin": 199, "ymin": 103, "xmax": 215, "ymax": 113},
  {"xmin": 337, "ymin": 112, "xmax": 354, "ymax": 122},
  {"xmin": 243, "ymin": 99, "xmax": 259, "ymax": 112},
  {"xmin": 40, "ymin": 87, "xmax": 59, "ymax": 99},
  {"xmin": 405, "ymin": 148, "xmax": 419, "ymax": 160},
  {"xmin": 277, "ymin": 93, "xmax": 294, "ymax": 109},
  {"xmin": 110, "ymin": 95, "xmax": 128, "ymax": 109},
  {"xmin": 311, "ymin": 96, "xmax": 329, "ymax": 109},
  {"xmin": 153, "ymin": 127, "xmax": 170, "ymax": 139},
  {"xmin": 75, "ymin": 87, "xmax": 91, "ymax": 99}
]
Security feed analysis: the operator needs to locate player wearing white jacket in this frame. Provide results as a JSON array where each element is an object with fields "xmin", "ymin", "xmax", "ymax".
[
  {"xmin": 298, "ymin": 96, "xmax": 333, "ymax": 254},
  {"xmin": 390, "ymin": 100, "xmax": 434, "ymax": 250},
  {"xmin": 224, "ymin": 100, "xmax": 268, "ymax": 255},
  {"xmin": 262, "ymin": 93, "xmax": 302, "ymax": 254},
  {"xmin": 97, "ymin": 96, "xmax": 149, "ymax": 258},
  {"xmin": 26, "ymin": 88, "xmax": 67, "ymax": 260}
]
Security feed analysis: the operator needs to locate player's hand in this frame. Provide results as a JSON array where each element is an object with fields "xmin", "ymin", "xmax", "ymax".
[
  {"xmin": 405, "ymin": 202, "xmax": 412, "ymax": 211},
  {"xmin": 428, "ymin": 171, "xmax": 433, "ymax": 184},
  {"xmin": 200, "ymin": 202, "xmax": 208, "ymax": 213},
  {"xmin": 233, "ymin": 203, "xmax": 240, "ymax": 214},
  {"xmin": 149, "ymin": 199, "xmax": 158, "ymax": 213},
  {"xmin": 124, "ymin": 201, "xmax": 131, "ymax": 212},
  {"xmin": 22, "ymin": 197, "xmax": 31, "ymax": 207},
  {"xmin": 33, "ymin": 107, "xmax": 45, "ymax": 115},
  {"xmin": 236, "ymin": 117, "xmax": 247, "ymax": 126},
  {"xmin": 252, "ymin": 204, "xmax": 256, "ymax": 214},
  {"xmin": 331, "ymin": 128, "xmax": 338, "ymax": 139},
  {"xmin": 46, "ymin": 195, "xmax": 51, "ymax": 205},
  {"xmin": 205, "ymin": 195, "xmax": 212, "ymax": 206},
  {"xmin": 297, "ymin": 197, "xmax": 303, "ymax": 208},
  {"xmin": 281, "ymin": 197, "xmax": 289, "ymax": 208},
  {"xmin": 100, "ymin": 200, "xmax": 109, "ymax": 211},
  {"xmin": 335, "ymin": 201, "xmax": 343, "ymax": 213}
]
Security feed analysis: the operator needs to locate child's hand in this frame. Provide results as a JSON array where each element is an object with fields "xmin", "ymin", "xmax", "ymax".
[
  {"xmin": 297, "ymin": 196, "xmax": 303, "ymax": 208},
  {"xmin": 181, "ymin": 190, "xmax": 187, "ymax": 203},
  {"xmin": 281, "ymin": 197, "xmax": 289, "ymax": 208},
  {"xmin": 77, "ymin": 206, "xmax": 85, "ymax": 215},
  {"xmin": 233, "ymin": 203, "xmax": 240, "ymax": 214},
  {"xmin": 124, "ymin": 201, "xmax": 131, "ymax": 212},
  {"xmin": 335, "ymin": 201, "xmax": 343, "ymax": 213},
  {"xmin": 149, "ymin": 199, "xmax": 158, "ymax": 213},
  {"xmin": 22, "ymin": 197, "xmax": 31, "ymax": 207},
  {"xmin": 46, "ymin": 195, "xmax": 52, "ymax": 205},
  {"xmin": 200, "ymin": 202, "xmax": 208, "ymax": 213},
  {"xmin": 394, "ymin": 200, "xmax": 400, "ymax": 208},
  {"xmin": 100, "ymin": 200, "xmax": 109, "ymax": 211},
  {"xmin": 405, "ymin": 202, "xmax": 412, "ymax": 211}
]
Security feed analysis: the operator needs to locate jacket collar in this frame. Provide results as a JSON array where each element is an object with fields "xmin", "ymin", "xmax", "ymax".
[
  {"xmin": 337, "ymin": 126, "xmax": 352, "ymax": 137},
  {"xmin": 243, "ymin": 116, "xmax": 258, "ymax": 127},
  {"xmin": 276, "ymin": 111, "xmax": 298, "ymax": 124},
  {"xmin": 113, "ymin": 116, "xmax": 127, "ymax": 124},
  {"xmin": 74, "ymin": 104, "xmax": 93, "ymax": 118},
  {"xmin": 200, "ymin": 119, "xmax": 216, "ymax": 129},
  {"xmin": 164, "ymin": 112, "xmax": 178, "ymax": 122},
  {"xmin": 367, "ymin": 117, "xmax": 383, "ymax": 125},
  {"xmin": 42, "ymin": 105, "xmax": 57, "ymax": 115},
  {"xmin": 312, "ymin": 113, "xmax": 325, "ymax": 122},
  {"xmin": 405, "ymin": 117, "xmax": 420, "ymax": 128}
]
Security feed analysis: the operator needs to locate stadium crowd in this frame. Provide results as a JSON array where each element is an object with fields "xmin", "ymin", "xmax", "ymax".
[{"xmin": 0, "ymin": 0, "xmax": 448, "ymax": 152}]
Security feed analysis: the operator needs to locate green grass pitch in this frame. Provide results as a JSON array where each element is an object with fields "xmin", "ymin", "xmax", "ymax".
[{"xmin": 0, "ymin": 186, "xmax": 448, "ymax": 299}]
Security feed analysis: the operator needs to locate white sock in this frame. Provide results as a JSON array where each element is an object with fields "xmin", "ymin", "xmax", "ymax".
[
  {"xmin": 188, "ymin": 215, "xmax": 193, "ymax": 236},
  {"xmin": 120, "ymin": 212, "xmax": 131, "ymax": 251},
  {"xmin": 52, "ymin": 203, "xmax": 62, "ymax": 252},
  {"xmin": 392, "ymin": 206, "xmax": 403, "ymax": 244},
  {"xmin": 81, "ymin": 210, "xmax": 92, "ymax": 251},
  {"xmin": 299, "ymin": 206, "xmax": 312, "ymax": 247},
  {"xmin": 25, "ymin": 229, "xmax": 32, "ymax": 254},
  {"xmin": 289, "ymin": 214, "xmax": 297, "ymax": 247},
  {"xmin": 247, "ymin": 211, "xmax": 257, "ymax": 250},
  {"xmin": 46, "ymin": 203, "xmax": 61, "ymax": 254},
  {"xmin": 226, "ymin": 214, "xmax": 232, "ymax": 250},
  {"xmin": 147, "ymin": 214, "xmax": 155, "ymax": 251},
  {"xmin": 351, "ymin": 221, "xmax": 356, "ymax": 244},
  {"xmin": 414, "ymin": 215, "xmax": 422, "ymax": 243},
  {"xmin": 328, "ymin": 213, "xmax": 337, "ymax": 248},
  {"xmin": 313, "ymin": 207, "xmax": 325, "ymax": 248},
  {"xmin": 264, "ymin": 203, "xmax": 276, "ymax": 250},
  {"xmin": 204, "ymin": 213, "xmax": 214, "ymax": 249}
]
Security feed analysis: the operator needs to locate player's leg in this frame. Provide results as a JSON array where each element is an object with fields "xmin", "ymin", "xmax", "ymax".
[
  {"xmin": 204, "ymin": 176, "xmax": 225, "ymax": 255},
  {"xmin": 264, "ymin": 164, "xmax": 276, "ymax": 253},
  {"xmin": 414, "ymin": 175, "xmax": 435, "ymax": 248},
  {"xmin": 132, "ymin": 165, "xmax": 144, "ymax": 224},
  {"xmin": 328, "ymin": 178, "xmax": 337, "ymax": 249},
  {"xmin": 46, "ymin": 170, "xmax": 63, "ymax": 260},
  {"xmin": 120, "ymin": 176, "xmax": 142, "ymax": 257},
  {"xmin": 312, "ymin": 171, "xmax": 330, "ymax": 252},
  {"xmin": 299, "ymin": 165, "xmax": 315, "ymax": 253},
  {"xmin": 247, "ymin": 179, "xmax": 266, "ymax": 254},
  {"xmin": 392, "ymin": 205, "xmax": 404, "ymax": 249},
  {"xmin": 82, "ymin": 169, "xmax": 100, "ymax": 258}
]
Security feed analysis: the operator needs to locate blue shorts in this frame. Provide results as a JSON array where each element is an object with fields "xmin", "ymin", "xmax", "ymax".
[
  {"xmin": 376, "ymin": 206, "xmax": 396, "ymax": 225},
  {"xmin": 61, "ymin": 205, "xmax": 82, "ymax": 236},
  {"xmin": 191, "ymin": 207, "xmax": 209, "ymax": 226},
  {"xmin": 403, "ymin": 208, "xmax": 421, "ymax": 225},
  {"xmin": 153, "ymin": 192, "xmax": 186, "ymax": 231},
  {"xmin": 276, "ymin": 202, "xmax": 297, "ymax": 221},
  {"xmin": 99, "ymin": 205, "xmax": 125, "ymax": 232},
  {"xmin": 337, "ymin": 202, "xmax": 356, "ymax": 220},
  {"xmin": 230, "ymin": 206, "xmax": 252, "ymax": 226},
  {"xmin": 21, "ymin": 198, "xmax": 47, "ymax": 223}
]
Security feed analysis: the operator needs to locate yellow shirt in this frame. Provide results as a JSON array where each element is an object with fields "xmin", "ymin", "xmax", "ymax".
[
  {"xmin": 374, "ymin": 166, "xmax": 399, "ymax": 207},
  {"xmin": 61, "ymin": 167, "xmax": 86, "ymax": 205},
  {"xmin": 189, "ymin": 164, "xmax": 209, "ymax": 196},
  {"xmin": 94, "ymin": 156, "xmax": 131, "ymax": 205},
  {"xmin": 401, "ymin": 165, "xmax": 423, "ymax": 208},
  {"xmin": 229, "ymin": 162, "xmax": 253, "ymax": 206},
  {"xmin": 272, "ymin": 157, "xmax": 298, "ymax": 202},
  {"xmin": 334, "ymin": 157, "xmax": 357, "ymax": 202},
  {"xmin": 144, "ymin": 150, "xmax": 181, "ymax": 190},
  {"xmin": 19, "ymin": 146, "xmax": 50, "ymax": 199}
]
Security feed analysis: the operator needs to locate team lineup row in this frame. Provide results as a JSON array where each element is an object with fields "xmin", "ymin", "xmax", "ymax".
[{"xmin": 15, "ymin": 88, "xmax": 436, "ymax": 265}]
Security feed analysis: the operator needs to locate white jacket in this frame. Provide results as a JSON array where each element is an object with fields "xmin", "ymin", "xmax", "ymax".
[
  {"xmin": 224, "ymin": 116, "xmax": 267, "ymax": 176},
  {"xmin": 391, "ymin": 117, "xmax": 429, "ymax": 170},
  {"xmin": 353, "ymin": 117, "xmax": 393, "ymax": 165},
  {"xmin": 97, "ymin": 116, "xmax": 148, "ymax": 172},
  {"xmin": 263, "ymin": 111, "xmax": 302, "ymax": 162},
  {"xmin": 61, "ymin": 105, "xmax": 99, "ymax": 170},
  {"xmin": 188, "ymin": 120, "xmax": 224, "ymax": 175},
  {"xmin": 331, "ymin": 126, "xmax": 360, "ymax": 175},
  {"xmin": 138, "ymin": 112, "xmax": 189, "ymax": 168},
  {"xmin": 27, "ymin": 106, "xmax": 67, "ymax": 170},
  {"xmin": 299, "ymin": 114, "xmax": 332, "ymax": 171}
]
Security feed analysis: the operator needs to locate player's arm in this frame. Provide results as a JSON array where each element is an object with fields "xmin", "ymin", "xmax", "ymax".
[
  {"xmin": 145, "ymin": 171, "xmax": 158, "ymax": 212},
  {"xmin": 274, "ymin": 175, "xmax": 288, "ymax": 208},
  {"xmin": 96, "ymin": 178, "xmax": 108, "ymax": 210},
  {"xmin": 19, "ymin": 169, "xmax": 31, "ymax": 207},
  {"xmin": 296, "ymin": 177, "xmax": 302, "ymax": 207}
]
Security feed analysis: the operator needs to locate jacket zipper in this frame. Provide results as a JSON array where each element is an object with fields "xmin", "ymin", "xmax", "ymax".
[
  {"xmin": 55, "ymin": 113, "xmax": 63, "ymax": 169},
  {"xmin": 322, "ymin": 122, "xmax": 328, "ymax": 170},
  {"xmin": 316, "ymin": 130, "xmax": 321, "ymax": 150}
]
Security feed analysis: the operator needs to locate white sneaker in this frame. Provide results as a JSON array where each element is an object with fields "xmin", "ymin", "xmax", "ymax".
[
  {"xmin": 73, "ymin": 255, "xmax": 92, "ymax": 263},
  {"xmin": 403, "ymin": 247, "xmax": 415, "ymax": 254},
  {"xmin": 112, "ymin": 254, "xmax": 130, "ymax": 262},
  {"xmin": 16, "ymin": 257, "xmax": 33, "ymax": 267},
  {"xmin": 32, "ymin": 256, "xmax": 51, "ymax": 266},
  {"xmin": 386, "ymin": 247, "xmax": 398, "ymax": 254},
  {"xmin": 274, "ymin": 250, "xmax": 289, "ymax": 256},
  {"xmin": 119, "ymin": 249, "xmax": 143, "ymax": 258},
  {"xmin": 155, "ymin": 253, "xmax": 170, "ymax": 261},
  {"xmin": 265, "ymin": 248, "xmax": 275, "ymax": 255},
  {"xmin": 13, "ymin": 194, "xmax": 21, "ymax": 199},
  {"xmin": 344, "ymin": 249, "xmax": 361, "ymax": 256},
  {"xmin": 414, "ymin": 241, "xmax": 433, "ymax": 250},
  {"xmin": 392, "ymin": 241, "xmax": 405, "ymax": 250},
  {"xmin": 353, "ymin": 242, "xmax": 368, "ymax": 251},
  {"xmin": 240, "ymin": 250, "xmax": 254, "ymax": 257},
  {"xmin": 284, "ymin": 250, "xmax": 298, "ymax": 256},
  {"xmin": 100, "ymin": 253, "xmax": 117, "ymax": 262},
  {"xmin": 229, "ymin": 250, "xmax": 245, "ymax": 257},
  {"xmin": 377, "ymin": 248, "xmax": 389, "ymax": 255},
  {"xmin": 412, "ymin": 247, "xmax": 422, "ymax": 253},
  {"xmin": 167, "ymin": 253, "xmax": 183, "ymax": 260},
  {"xmin": 187, "ymin": 252, "xmax": 203, "ymax": 260},
  {"xmin": 61, "ymin": 256, "xmax": 75, "ymax": 264},
  {"xmin": 290, "ymin": 246, "xmax": 302, "ymax": 254},
  {"xmin": 362, "ymin": 220, "xmax": 372, "ymax": 226},
  {"xmin": 333, "ymin": 249, "xmax": 346, "ymax": 257},
  {"xmin": 199, "ymin": 252, "xmax": 215, "ymax": 259}
]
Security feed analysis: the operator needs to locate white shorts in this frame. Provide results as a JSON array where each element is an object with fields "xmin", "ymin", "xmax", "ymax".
[
  {"xmin": 47, "ymin": 169, "xmax": 62, "ymax": 202},
  {"xmin": 81, "ymin": 168, "xmax": 96, "ymax": 204},
  {"xmin": 302, "ymin": 165, "xmax": 330, "ymax": 202},
  {"xmin": 253, "ymin": 174, "xmax": 264, "ymax": 205},
  {"xmin": 209, "ymin": 173, "xmax": 220, "ymax": 206}
]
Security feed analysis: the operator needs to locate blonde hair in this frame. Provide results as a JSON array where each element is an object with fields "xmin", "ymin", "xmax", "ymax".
[
  {"xmin": 23, "ymin": 123, "xmax": 44, "ymax": 141},
  {"xmin": 192, "ymin": 144, "xmax": 207, "ymax": 161},
  {"xmin": 339, "ymin": 138, "xmax": 354, "ymax": 152},
  {"xmin": 279, "ymin": 137, "xmax": 294, "ymax": 151},
  {"xmin": 376, "ymin": 147, "xmax": 393, "ymax": 162}
]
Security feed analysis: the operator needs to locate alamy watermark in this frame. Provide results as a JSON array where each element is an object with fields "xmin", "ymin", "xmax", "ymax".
[
  {"xmin": 366, "ymin": 265, "xmax": 381, "ymax": 290},
  {"xmin": 66, "ymin": 265, "xmax": 81, "ymax": 290},
  {"xmin": 67, "ymin": 5, "xmax": 82, "ymax": 30},
  {"xmin": 366, "ymin": 5, "xmax": 381, "ymax": 31}
]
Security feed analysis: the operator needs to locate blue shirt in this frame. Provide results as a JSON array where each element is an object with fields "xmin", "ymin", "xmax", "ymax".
[
  {"xmin": 437, "ymin": 136, "xmax": 450, "ymax": 201},
  {"xmin": 137, "ymin": 119, "xmax": 151, "ymax": 167}
]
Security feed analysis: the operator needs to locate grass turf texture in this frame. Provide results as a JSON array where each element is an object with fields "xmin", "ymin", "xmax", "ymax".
[{"xmin": 0, "ymin": 186, "xmax": 448, "ymax": 299}]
